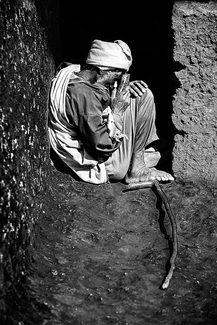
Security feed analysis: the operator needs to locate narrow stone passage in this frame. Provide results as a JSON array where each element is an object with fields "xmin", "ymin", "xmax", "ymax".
[
  {"xmin": 17, "ymin": 166, "xmax": 217, "ymax": 325},
  {"xmin": 2, "ymin": 2, "xmax": 217, "ymax": 324}
]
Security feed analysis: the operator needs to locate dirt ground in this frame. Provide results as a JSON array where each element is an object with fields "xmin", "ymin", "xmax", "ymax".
[{"xmin": 12, "ymin": 166, "xmax": 217, "ymax": 325}]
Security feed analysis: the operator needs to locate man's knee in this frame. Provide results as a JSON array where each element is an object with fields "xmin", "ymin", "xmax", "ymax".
[
  {"xmin": 136, "ymin": 88, "xmax": 156, "ymax": 118},
  {"xmin": 139, "ymin": 88, "xmax": 154, "ymax": 104}
]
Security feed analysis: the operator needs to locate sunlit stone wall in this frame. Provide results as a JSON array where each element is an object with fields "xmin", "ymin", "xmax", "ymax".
[
  {"xmin": 0, "ymin": 0, "xmax": 60, "ymax": 316},
  {"xmin": 172, "ymin": 1, "xmax": 217, "ymax": 183}
]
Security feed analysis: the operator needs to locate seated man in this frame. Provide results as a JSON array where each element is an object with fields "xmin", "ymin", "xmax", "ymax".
[{"xmin": 48, "ymin": 39, "xmax": 174, "ymax": 185}]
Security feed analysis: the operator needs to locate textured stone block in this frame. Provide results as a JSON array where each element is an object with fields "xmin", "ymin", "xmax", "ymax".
[
  {"xmin": 0, "ymin": 0, "xmax": 60, "ymax": 317},
  {"xmin": 172, "ymin": 1, "xmax": 217, "ymax": 183}
]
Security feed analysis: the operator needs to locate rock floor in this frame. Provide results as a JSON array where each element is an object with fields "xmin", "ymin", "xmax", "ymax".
[{"xmin": 11, "ymin": 166, "xmax": 217, "ymax": 325}]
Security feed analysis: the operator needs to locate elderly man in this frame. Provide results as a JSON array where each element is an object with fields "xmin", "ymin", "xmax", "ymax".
[{"xmin": 48, "ymin": 39, "xmax": 174, "ymax": 184}]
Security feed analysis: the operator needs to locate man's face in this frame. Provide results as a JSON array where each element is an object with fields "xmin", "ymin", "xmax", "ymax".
[
  {"xmin": 97, "ymin": 69, "xmax": 124, "ymax": 88},
  {"xmin": 105, "ymin": 70, "xmax": 123, "ymax": 85}
]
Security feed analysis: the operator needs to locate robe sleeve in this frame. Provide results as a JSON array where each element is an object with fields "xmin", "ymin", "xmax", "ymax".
[{"xmin": 66, "ymin": 83, "xmax": 121, "ymax": 163}]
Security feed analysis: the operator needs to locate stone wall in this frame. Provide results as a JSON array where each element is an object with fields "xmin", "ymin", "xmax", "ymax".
[
  {"xmin": 0, "ymin": 0, "xmax": 60, "ymax": 316},
  {"xmin": 172, "ymin": 1, "xmax": 217, "ymax": 184}
]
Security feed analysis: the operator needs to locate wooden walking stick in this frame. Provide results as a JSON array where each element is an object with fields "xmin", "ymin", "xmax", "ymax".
[{"xmin": 123, "ymin": 180, "xmax": 178, "ymax": 289}]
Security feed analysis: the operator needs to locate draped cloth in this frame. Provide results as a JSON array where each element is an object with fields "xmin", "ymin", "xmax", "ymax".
[
  {"xmin": 105, "ymin": 88, "xmax": 159, "ymax": 181},
  {"xmin": 48, "ymin": 64, "xmax": 159, "ymax": 184},
  {"xmin": 48, "ymin": 64, "xmax": 108, "ymax": 184}
]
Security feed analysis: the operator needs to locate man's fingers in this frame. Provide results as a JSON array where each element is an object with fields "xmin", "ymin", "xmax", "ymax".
[
  {"xmin": 129, "ymin": 84, "xmax": 144, "ymax": 97},
  {"xmin": 129, "ymin": 87, "xmax": 140, "ymax": 97},
  {"xmin": 134, "ymin": 81, "xmax": 147, "ymax": 91},
  {"xmin": 129, "ymin": 80, "xmax": 148, "ymax": 97},
  {"xmin": 137, "ymin": 80, "xmax": 148, "ymax": 88},
  {"xmin": 122, "ymin": 90, "xmax": 131, "ymax": 100},
  {"xmin": 131, "ymin": 80, "xmax": 148, "ymax": 88}
]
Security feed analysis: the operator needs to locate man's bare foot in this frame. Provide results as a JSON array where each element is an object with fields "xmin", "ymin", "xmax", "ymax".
[{"xmin": 125, "ymin": 167, "xmax": 174, "ymax": 184}]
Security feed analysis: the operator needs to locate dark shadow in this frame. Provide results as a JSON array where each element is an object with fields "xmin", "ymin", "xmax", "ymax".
[
  {"xmin": 35, "ymin": 0, "xmax": 61, "ymax": 65},
  {"xmin": 59, "ymin": 0, "xmax": 175, "ymax": 142},
  {"xmin": 175, "ymin": 0, "xmax": 210, "ymax": 2},
  {"xmin": 0, "ymin": 277, "xmax": 51, "ymax": 325}
]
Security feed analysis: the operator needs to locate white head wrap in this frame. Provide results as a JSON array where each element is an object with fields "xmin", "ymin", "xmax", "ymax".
[{"xmin": 86, "ymin": 40, "xmax": 132, "ymax": 71}]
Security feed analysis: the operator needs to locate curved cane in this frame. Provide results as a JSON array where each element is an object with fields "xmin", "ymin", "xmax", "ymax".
[{"xmin": 123, "ymin": 180, "xmax": 178, "ymax": 289}]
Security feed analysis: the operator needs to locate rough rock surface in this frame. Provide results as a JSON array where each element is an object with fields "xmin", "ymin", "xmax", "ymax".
[
  {"xmin": 172, "ymin": 1, "xmax": 217, "ymax": 183},
  {"xmin": 0, "ymin": 0, "xmax": 60, "ymax": 318},
  {"xmin": 9, "ymin": 166, "xmax": 217, "ymax": 325}
]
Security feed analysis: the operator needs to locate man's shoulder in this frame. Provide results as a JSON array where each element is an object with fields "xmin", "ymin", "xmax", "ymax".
[
  {"xmin": 68, "ymin": 81, "xmax": 108, "ymax": 99},
  {"xmin": 68, "ymin": 81, "xmax": 94, "ymax": 96}
]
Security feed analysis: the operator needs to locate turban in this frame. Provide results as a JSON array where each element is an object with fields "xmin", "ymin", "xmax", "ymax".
[{"xmin": 86, "ymin": 40, "xmax": 132, "ymax": 71}]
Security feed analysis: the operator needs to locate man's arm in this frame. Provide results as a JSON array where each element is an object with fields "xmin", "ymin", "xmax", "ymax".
[
  {"xmin": 79, "ymin": 113, "xmax": 121, "ymax": 162},
  {"xmin": 72, "ymin": 85, "xmax": 121, "ymax": 162}
]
